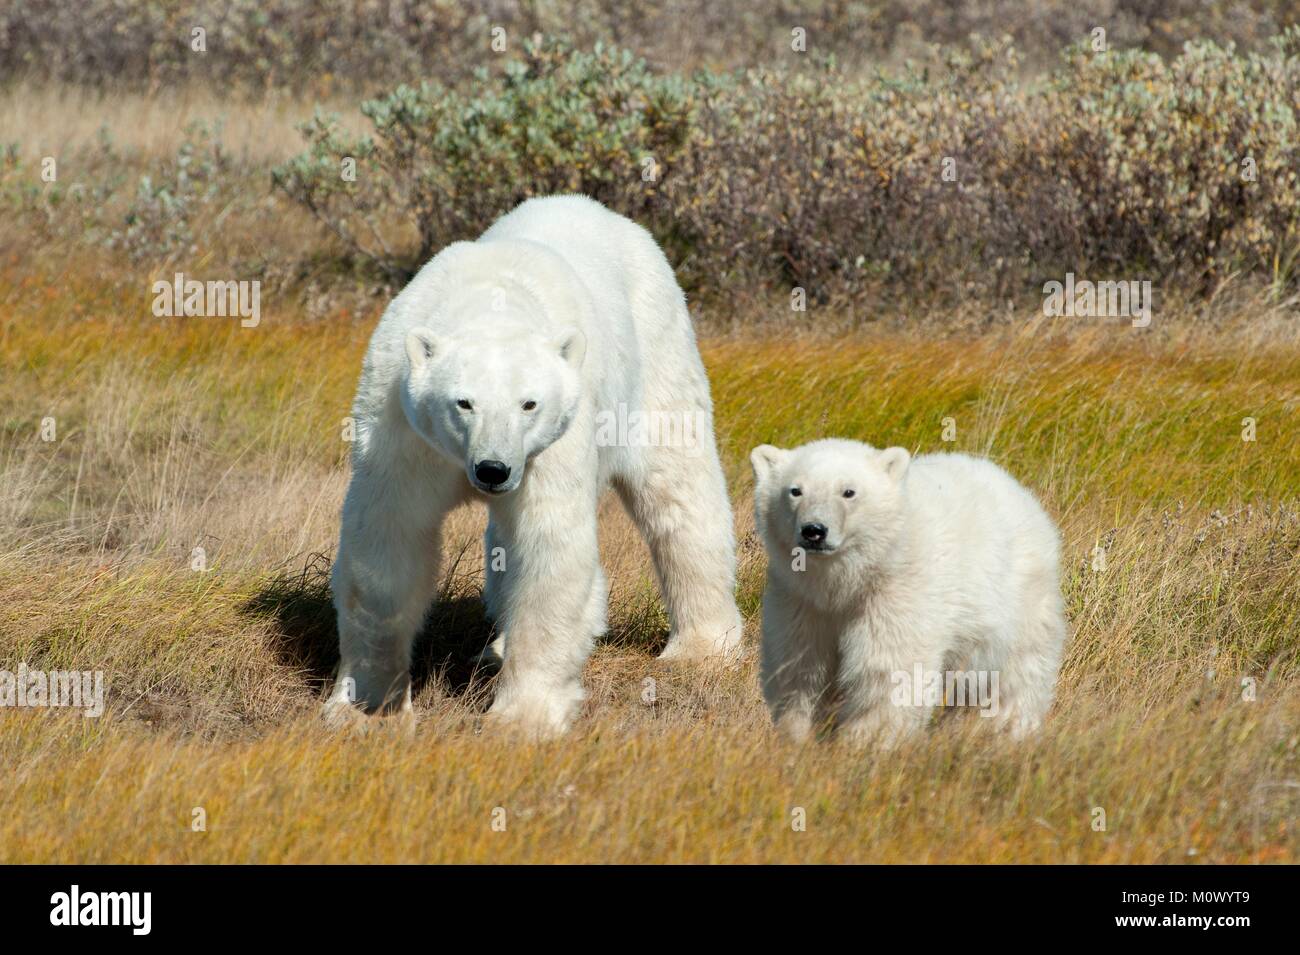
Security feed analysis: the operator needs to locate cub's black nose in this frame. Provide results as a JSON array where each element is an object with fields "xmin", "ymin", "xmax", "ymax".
[
  {"xmin": 800, "ymin": 522, "xmax": 828, "ymax": 543},
  {"xmin": 474, "ymin": 460, "xmax": 511, "ymax": 487}
]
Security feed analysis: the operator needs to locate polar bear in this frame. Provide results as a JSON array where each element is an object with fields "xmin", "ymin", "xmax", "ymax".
[
  {"xmin": 751, "ymin": 439, "xmax": 1066, "ymax": 745},
  {"xmin": 325, "ymin": 195, "xmax": 742, "ymax": 736}
]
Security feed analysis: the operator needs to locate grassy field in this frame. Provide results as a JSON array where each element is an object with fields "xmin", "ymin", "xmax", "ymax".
[{"xmin": 1, "ymin": 266, "xmax": 1297, "ymax": 863}]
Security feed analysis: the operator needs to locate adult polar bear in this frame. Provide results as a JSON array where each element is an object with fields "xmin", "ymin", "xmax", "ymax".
[{"xmin": 325, "ymin": 195, "xmax": 743, "ymax": 736}]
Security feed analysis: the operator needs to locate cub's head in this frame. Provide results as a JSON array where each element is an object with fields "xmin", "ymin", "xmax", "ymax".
[
  {"xmin": 750, "ymin": 439, "xmax": 910, "ymax": 568},
  {"xmin": 400, "ymin": 326, "xmax": 585, "ymax": 495}
]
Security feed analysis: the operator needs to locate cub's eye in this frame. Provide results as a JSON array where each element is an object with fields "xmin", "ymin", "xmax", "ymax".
[
  {"xmin": 522, "ymin": 400, "xmax": 537, "ymax": 411},
  {"xmin": 456, "ymin": 399, "xmax": 473, "ymax": 411},
  {"xmin": 843, "ymin": 489, "xmax": 856, "ymax": 499},
  {"xmin": 790, "ymin": 487, "xmax": 802, "ymax": 497}
]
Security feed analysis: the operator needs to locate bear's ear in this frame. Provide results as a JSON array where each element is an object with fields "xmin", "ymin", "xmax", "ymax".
[
  {"xmin": 879, "ymin": 446, "xmax": 911, "ymax": 481},
  {"xmin": 750, "ymin": 444, "xmax": 788, "ymax": 483},
  {"xmin": 555, "ymin": 329, "xmax": 586, "ymax": 370},
  {"xmin": 405, "ymin": 328, "xmax": 442, "ymax": 369}
]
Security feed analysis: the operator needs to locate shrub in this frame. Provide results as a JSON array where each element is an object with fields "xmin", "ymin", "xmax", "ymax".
[
  {"xmin": 277, "ymin": 32, "xmax": 1300, "ymax": 301},
  {"xmin": 1022, "ymin": 34, "xmax": 1300, "ymax": 289},
  {"xmin": 0, "ymin": 122, "xmax": 267, "ymax": 271},
  {"xmin": 110, "ymin": 123, "xmax": 233, "ymax": 264},
  {"xmin": 1, "ymin": 1, "xmax": 1295, "ymax": 92},
  {"xmin": 665, "ymin": 40, "xmax": 1026, "ymax": 295},
  {"xmin": 0, "ymin": 130, "xmax": 122, "ymax": 249},
  {"xmin": 273, "ymin": 39, "xmax": 694, "ymax": 280}
]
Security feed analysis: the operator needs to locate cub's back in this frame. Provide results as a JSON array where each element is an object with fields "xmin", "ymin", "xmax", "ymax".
[{"xmin": 905, "ymin": 453, "xmax": 1059, "ymax": 561}]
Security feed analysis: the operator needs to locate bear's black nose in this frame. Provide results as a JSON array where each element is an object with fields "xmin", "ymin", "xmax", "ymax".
[
  {"xmin": 474, "ymin": 460, "xmax": 511, "ymax": 487},
  {"xmin": 800, "ymin": 522, "xmax": 828, "ymax": 543}
]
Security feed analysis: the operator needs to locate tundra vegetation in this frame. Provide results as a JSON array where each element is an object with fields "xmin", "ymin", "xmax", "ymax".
[{"xmin": 0, "ymin": 3, "xmax": 1296, "ymax": 862}]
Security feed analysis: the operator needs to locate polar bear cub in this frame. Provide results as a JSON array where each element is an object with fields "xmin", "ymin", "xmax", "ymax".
[
  {"xmin": 325, "ymin": 195, "xmax": 742, "ymax": 737},
  {"xmin": 751, "ymin": 439, "xmax": 1066, "ymax": 745}
]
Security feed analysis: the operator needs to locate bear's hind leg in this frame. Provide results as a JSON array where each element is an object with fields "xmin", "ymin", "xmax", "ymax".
[
  {"xmin": 584, "ymin": 563, "xmax": 610, "ymax": 643},
  {"xmin": 483, "ymin": 518, "xmax": 507, "ymax": 622},
  {"xmin": 616, "ymin": 443, "xmax": 743, "ymax": 661}
]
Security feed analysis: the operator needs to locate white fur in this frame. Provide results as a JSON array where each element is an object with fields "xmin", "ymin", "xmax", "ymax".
[
  {"xmin": 751, "ymin": 439, "xmax": 1067, "ymax": 746},
  {"xmin": 325, "ymin": 195, "xmax": 742, "ymax": 736}
]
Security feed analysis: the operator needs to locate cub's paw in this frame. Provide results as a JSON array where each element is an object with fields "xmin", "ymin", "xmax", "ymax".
[
  {"xmin": 484, "ymin": 688, "xmax": 582, "ymax": 741},
  {"xmin": 321, "ymin": 690, "xmax": 415, "ymax": 737},
  {"xmin": 835, "ymin": 712, "xmax": 918, "ymax": 751},
  {"xmin": 321, "ymin": 694, "xmax": 368, "ymax": 731}
]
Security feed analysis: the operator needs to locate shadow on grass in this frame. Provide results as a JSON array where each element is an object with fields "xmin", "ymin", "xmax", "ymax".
[
  {"xmin": 241, "ymin": 551, "xmax": 500, "ymax": 706},
  {"xmin": 242, "ymin": 550, "xmax": 674, "ymax": 706}
]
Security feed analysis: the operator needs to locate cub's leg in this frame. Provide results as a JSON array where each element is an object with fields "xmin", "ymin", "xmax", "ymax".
[
  {"xmin": 834, "ymin": 622, "xmax": 945, "ymax": 749},
  {"xmin": 989, "ymin": 586, "xmax": 1067, "ymax": 737},
  {"xmin": 760, "ymin": 583, "xmax": 838, "ymax": 742}
]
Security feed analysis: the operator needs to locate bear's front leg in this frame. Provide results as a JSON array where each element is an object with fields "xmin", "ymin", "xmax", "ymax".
[
  {"xmin": 482, "ymin": 452, "xmax": 603, "ymax": 739},
  {"xmin": 324, "ymin": 456, "xmax": 461, "ymax": 725}
]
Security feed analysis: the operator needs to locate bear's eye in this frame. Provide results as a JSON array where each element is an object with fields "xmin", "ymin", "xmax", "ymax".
[
  {"xmin": 843, "ymin": 489, "xmax": 856, "ymax": 499},
  {"xmin": 790, "ymin": 487, "xmax": 802, "ymax": 497},
  {"xmin": 456, "ymin": 399, "xmax": 473, "ymax": 411},
  {"xmin": 522, "ymin": 400, "xmax": 537, "ymax": 411}
]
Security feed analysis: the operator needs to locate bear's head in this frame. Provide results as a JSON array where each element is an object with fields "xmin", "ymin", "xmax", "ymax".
[
  {"xmin": 400, "ymin": 326, "xmax": 586, "ymax": 495},
  {"xmin": 750, "ymin": 439, "xmax": 910, "ymax": 570}
]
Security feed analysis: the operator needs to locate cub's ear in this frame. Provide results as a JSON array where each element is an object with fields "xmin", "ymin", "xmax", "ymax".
[
  {"xmin": 555, "ymin": 329, "xmax": 586, "ymax": 370},
  {"xmin": 750, "ymin": 444, "xmax": 788, "ymax": 483},
  {"xmin": 879, "ymin": 446, "xmax": 911, "ymax": 481},
  {"xmin": 405, "ymin": 328, "xmax": 443, "ymax": 369}
]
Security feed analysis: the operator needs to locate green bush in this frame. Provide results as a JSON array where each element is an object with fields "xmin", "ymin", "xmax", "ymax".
[
  {"xmin": 0, "ymin": 131, "xmax": 122, "ymax": 249},
  {"xmin": 665, "ymin": 40, "xmax": 1025, "ymax": 294},
  {"xmin": 277, "ymin": 33, "xmax": 1300, "ymax": 300},
  {"xmin": 110, "ymin": 123, "xmax": 232, "ymax": 264},
  {"xmin": 273, "ymin": 40, "xmax": 694, "ymax": 280}
]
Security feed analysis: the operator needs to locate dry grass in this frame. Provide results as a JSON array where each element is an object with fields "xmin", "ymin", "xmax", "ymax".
[
  {"xmin": 0, "ymin": 82, "xmax": 365, "ymax": 165},
  {"xmin": 1, "ymin": 269, "xmax": 1297, "ymax": 863}
]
